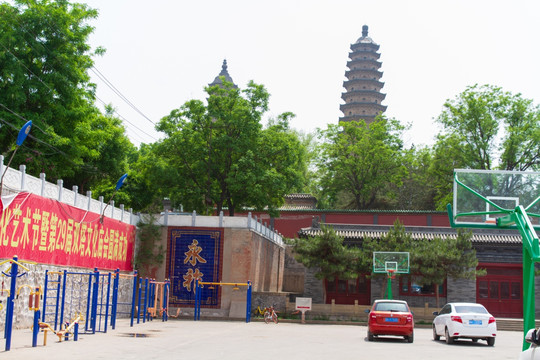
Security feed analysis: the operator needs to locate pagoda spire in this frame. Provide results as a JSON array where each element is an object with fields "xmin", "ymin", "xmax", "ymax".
[
  {"xmin": 339, "ymin": 25, "xmax": 387, "ymax": 125},
  {"xmin": 209, "ymin": 59, "xmax": 238, "ymax": 88},
  {"xmin": 362, "ymin": 24, "xmax": 368, "ymax": 38}
]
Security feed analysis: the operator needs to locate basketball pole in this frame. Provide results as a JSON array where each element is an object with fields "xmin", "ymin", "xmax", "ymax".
[
  {"xmin": 509, "ymin": 205, "xmax": 540, "ymax": 351},
  {"xmin": 449, "ymin": 170, "xmax": 540, "ymax": 352},
  {"xmin": 386, "ymin": 271, "xmax": 394, "ymax": 300}
]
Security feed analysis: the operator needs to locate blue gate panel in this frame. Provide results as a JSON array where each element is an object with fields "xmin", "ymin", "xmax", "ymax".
[{"xmin": 166, "ymin": 227, "xmax": 223, "ymax": 308}]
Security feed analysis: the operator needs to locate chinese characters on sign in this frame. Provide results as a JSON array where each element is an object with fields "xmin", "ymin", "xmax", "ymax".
[
  {"xmin": 167, "ymin": 228, "xmax": 223, "ymax": 308},
  {"xmin": 182, "ymin": 239, "xmax": 206, "ymax": 291},
  {"xmin": 0, "ymin": 192, "xmax": 135, "ymax": 271}
]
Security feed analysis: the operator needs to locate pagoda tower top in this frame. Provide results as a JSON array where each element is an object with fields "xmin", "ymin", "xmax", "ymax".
[
  {"xmin": 209, "ymin": 59, "xmax": 238, "ymax": 88},
  {"xmin": 339, "ymin": 25, "xmax": 387, "ymax": 125},
  {"xmin": 355, "ymin": 25, "xmax": 378, "ymax": 46}
]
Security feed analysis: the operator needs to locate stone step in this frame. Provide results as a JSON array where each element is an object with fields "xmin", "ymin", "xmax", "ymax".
[{"xmin": 496, "ymin": 318, "xmax": 540, "ymax": 332}]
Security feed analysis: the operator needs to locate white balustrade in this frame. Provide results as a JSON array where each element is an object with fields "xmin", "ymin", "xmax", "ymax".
[{"xmin": 0, "ymin": 155, "xmax": 138, "ymax": 225}]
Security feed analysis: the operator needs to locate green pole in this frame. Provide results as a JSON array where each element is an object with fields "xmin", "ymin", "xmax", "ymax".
[
  {"xmin": 512, "ymin": 206, "xmax": 540, "ymax": 351},
  {"xmin": 386, "ymin": 273, "xmax": 393, "ymax": 300},
  {"xmin": 523, "ymin": 246, "xmax": 535, "ymax": 351}
]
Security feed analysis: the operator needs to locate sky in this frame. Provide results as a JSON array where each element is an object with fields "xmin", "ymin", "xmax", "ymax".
[{"xmin": 82, "ymin": 0, "xmax": 540, "ymax": 148}]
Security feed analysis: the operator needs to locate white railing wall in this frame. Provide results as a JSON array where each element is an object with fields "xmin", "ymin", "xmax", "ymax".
[
  {"xmin": 0, "ymin": 155, "xmax": 138, "ymax": 225},
  {"xmin": 161, "ymin": 211, "xmax": 284, "ymax": 247}
]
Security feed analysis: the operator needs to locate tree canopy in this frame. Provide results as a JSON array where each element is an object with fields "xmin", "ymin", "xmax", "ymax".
[
  {"xmin": 437, "ymin": 84, "xmax": 540, "ymax": 171},
  {"xmin": 150, "ymin": 79, "xmax": 307, "ymax": 216},
  {"xmin": 429, "ymin": 84, "xmax": 540, "ymax": 209},
  {"xmin": 288, "ymin": 225, "xmax": 362, "ymax": 281},
  {"xmin": 316, "ymin": 117, "xmax": 408, "ymax": 210},
  {"xmin": 0, "ymin": 0, "xmax": 134, "ymax": 195},
  {"xmin": 413, "ymin": 229, "xmax": 484, "ymax": 307}
]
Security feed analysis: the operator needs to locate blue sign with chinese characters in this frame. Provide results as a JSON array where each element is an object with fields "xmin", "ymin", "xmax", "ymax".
[{"xmin": 166, "ymin": 228, "xmax": 223, "ymax": 308}]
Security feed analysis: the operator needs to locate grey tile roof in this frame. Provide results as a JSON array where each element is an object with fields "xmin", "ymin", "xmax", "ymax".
[{"xmin": 299, "ymin": 225, "xmax": 523, "ymax": 245}]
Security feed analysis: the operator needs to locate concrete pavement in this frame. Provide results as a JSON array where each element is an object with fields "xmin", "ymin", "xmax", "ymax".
[{"xmin": 1, "ymin": 319, "xmax": 525, "ymax": 360}]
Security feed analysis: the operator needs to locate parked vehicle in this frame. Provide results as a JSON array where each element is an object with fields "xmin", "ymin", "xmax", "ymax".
[
  {"xmin": 519, "ymin": 328, "xmax": 540, "ymax": 359},
  {"xmin": 432, "ymin": 302, "xmax": 496, "ymax": 346},
  {"xmin": 366, "ymin": 299, "xmax": 414, "ymax": 343},
  {"xmin": 264, "ymin": 306, "xmax": 278, "ymax": 324}
]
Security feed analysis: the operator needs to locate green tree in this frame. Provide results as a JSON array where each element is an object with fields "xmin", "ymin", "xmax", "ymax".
[
  {"xmin": 288, "ymin": 225, "xmax": 362, "ymax": 301},
  {"xmin": 122, "ymin": 142, "xmax": 177, "ymax": 212},
  {"xmin": 317, "ymin": 117, "xmax": 408, "ymax": 209},
  {"xmin": 413, "ymin": 229, "xmax": 484, "ymax": 307},
  {"xmin": 393, "ymin": 146, "xmax": 437, "ymax": 210},
  {"xmin": 135, "ymin": 212, "xmax": 165, "ymax": 277},
  {"xmin": 429, "ymin": 133, "xmax": 470, "ymax": 210},
  {"xmin": 431, "ymin": 84, "xmax": 540, "ymax": 208},
  {"xmin": 0, "ymin": 0, "xmax": 133, "ymax": 193},
  {"xmin": 155, "ymin": 80, "xmax": 306, "ymax": 216}
]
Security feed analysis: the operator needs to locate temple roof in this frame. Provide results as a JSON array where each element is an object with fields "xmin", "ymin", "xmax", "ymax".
[
  {"xmin": 209, "ymin": 59, "xmax": 238, "ymax": 88},
  {"xmin": 299, "ymin": 223, "xmax": 523, "ymax": 245}
]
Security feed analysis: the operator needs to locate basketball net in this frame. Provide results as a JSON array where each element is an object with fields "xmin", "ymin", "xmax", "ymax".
[{"xmin": 387, "ymin": 269, "xmax": 397, "ymax": 279}]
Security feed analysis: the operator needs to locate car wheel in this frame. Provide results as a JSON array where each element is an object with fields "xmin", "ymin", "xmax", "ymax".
[
  {"xmin": 433, "ymin": 325, "xmax": 440, "ymax": 341},
  {"xmin": 407, "ymin": 333, "xmax": 414, "ymax": 343},
  {"xmin": 487, "ymin": 337, "xmax": 495, "ymax": 346},
  {"xmin": 368, "ymin": 331, "xmax": 374, "ymax": 342},
  {"xmin": 445, "ymin": 327, "xmax": 454, "ymax": 344},
  {"xmin": 471, "ymin": 338, "xmax": 478, "ymax": 343}
]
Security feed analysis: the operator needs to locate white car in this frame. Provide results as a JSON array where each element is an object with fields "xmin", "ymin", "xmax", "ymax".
[
  {"xmin": 519, "ymin": 329, "xmax": 540, "ymax": 359},
  {"xmin": 432, "ymin": 302, "xmax": 496, "ymax": 346}
]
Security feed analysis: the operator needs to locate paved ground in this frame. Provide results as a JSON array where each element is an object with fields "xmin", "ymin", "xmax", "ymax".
[{"xmin": 1, "ymin": 319, "xmax": 525, "ymax": 360}]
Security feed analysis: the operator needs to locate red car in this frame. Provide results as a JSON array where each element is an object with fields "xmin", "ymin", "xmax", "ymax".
[{"xmin": 366, "ymin": 299, "xmax": 414, "ymax": 343}]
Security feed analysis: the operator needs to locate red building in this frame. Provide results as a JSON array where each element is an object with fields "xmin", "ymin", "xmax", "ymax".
[{"xmin": 233, "ymin": 206, "xmax": 526, "ymax": 318}]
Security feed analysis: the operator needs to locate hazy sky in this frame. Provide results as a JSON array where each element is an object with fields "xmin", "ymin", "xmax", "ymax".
[{"xmin": 83, "ymin": 0, "xmax": 540, "ymax": 147}]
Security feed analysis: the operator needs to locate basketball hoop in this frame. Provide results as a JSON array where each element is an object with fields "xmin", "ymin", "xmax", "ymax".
[{"xmin": 387, "ymin": 269, "xmax": 397, "ymax": 279}]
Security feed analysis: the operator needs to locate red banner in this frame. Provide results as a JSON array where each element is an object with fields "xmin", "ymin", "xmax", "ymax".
[{"xmin": 0, "ymin": 192, "xmax": 135, "ymax": 271}]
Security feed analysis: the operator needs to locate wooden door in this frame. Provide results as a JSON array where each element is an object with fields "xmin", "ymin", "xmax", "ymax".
[
  {"xmin": 325, "ymin": 276, "xmax": 371, "ymax": 305},
  {"xmin": 476, "ymin": 263, "xmax": 522, "ymax": 318}
]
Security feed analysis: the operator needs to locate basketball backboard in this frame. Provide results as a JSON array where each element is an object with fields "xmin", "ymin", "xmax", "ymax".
[
  {"xmin": 373, "ymin": 252, "xmax": 409, "ymax": 274},
  {"xmin": 452, "ymin": 169, "xmax": 540, "ymax": 227}
]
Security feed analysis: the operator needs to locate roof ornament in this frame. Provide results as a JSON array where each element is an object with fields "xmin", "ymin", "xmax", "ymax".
[
  {"xmin": 209, "ymin": 59, "xmax": 238, "ymax": 88},
  {"xmin": 362, "ymin": 25, "xmax": 368, "ymax": 38}
]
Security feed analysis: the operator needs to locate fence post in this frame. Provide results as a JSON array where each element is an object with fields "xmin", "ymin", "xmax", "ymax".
[
  {"xmin": 42, "ymin": 270, "xmax": 49, "ymax": 323},
  {"xmin": 120, "ymin": 204, "xmax": 125, "ymax": 222},
  {"xmin": 110, "ymin": 200, "xmax": 114, "ymax": 219},
  {"xmin": 60, "ymin": 269, "xmax": 68, "ymax": 331},
  {"xmin": 104, "ymin": 271, "xmax": 112, "ymax": 333},
  {"xmin": 91, "ymin": 269, "xmax": 99, "ymax": 334},
  {"xmin": 219, "ymin": 211, "xmax": 223, "ymax": 227},
  {"xmin": 99, "ymin": 196, "xmax": 104, "ymax": 215},
  {"xmin": 40, "ymin": 173, "xmax": 46, "ymax": 196},
  {"xmin": 143, "ymin": 279, "xmax": 149, "ymax": 323},
  {"xmin": 192, "ymin": 210, "xmax": 196, "ymax": 226},
  {"xmin": 87, "ymin": 191, "xmax": 92, "ymax": 210},
  {"xmin": 57, "ymin": 180, "xmax": 63, "ymax": 201},
  {"xmin": 20, "ymin": 164, "xmax": 26, "ymax": 190},
  {"xmin": 130, "ymin": 270, "xmax": 138, "ymax": 327},
  {"xmin": 73, "ymin": 185, "xmax": 78, "ymax": 206},
  {"xmin": 111, "ymin": 269, "xmax": 120, "ymax": 329},
  {"xmin": 248, "ymin": 212, "xmax": 252, "ymax": 229}
]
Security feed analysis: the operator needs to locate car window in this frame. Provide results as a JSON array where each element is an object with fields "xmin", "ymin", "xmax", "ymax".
[
  {"xmin": 374, "ymin": 302, "xmax": 408, "ymax": 312},
  {"xmin": 454, "ymin": 305, "xmax": 488, "ymax": 314},
  {"xmin": 440, "ymin": 305, "xmax": 451, "ymax": 315}
]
